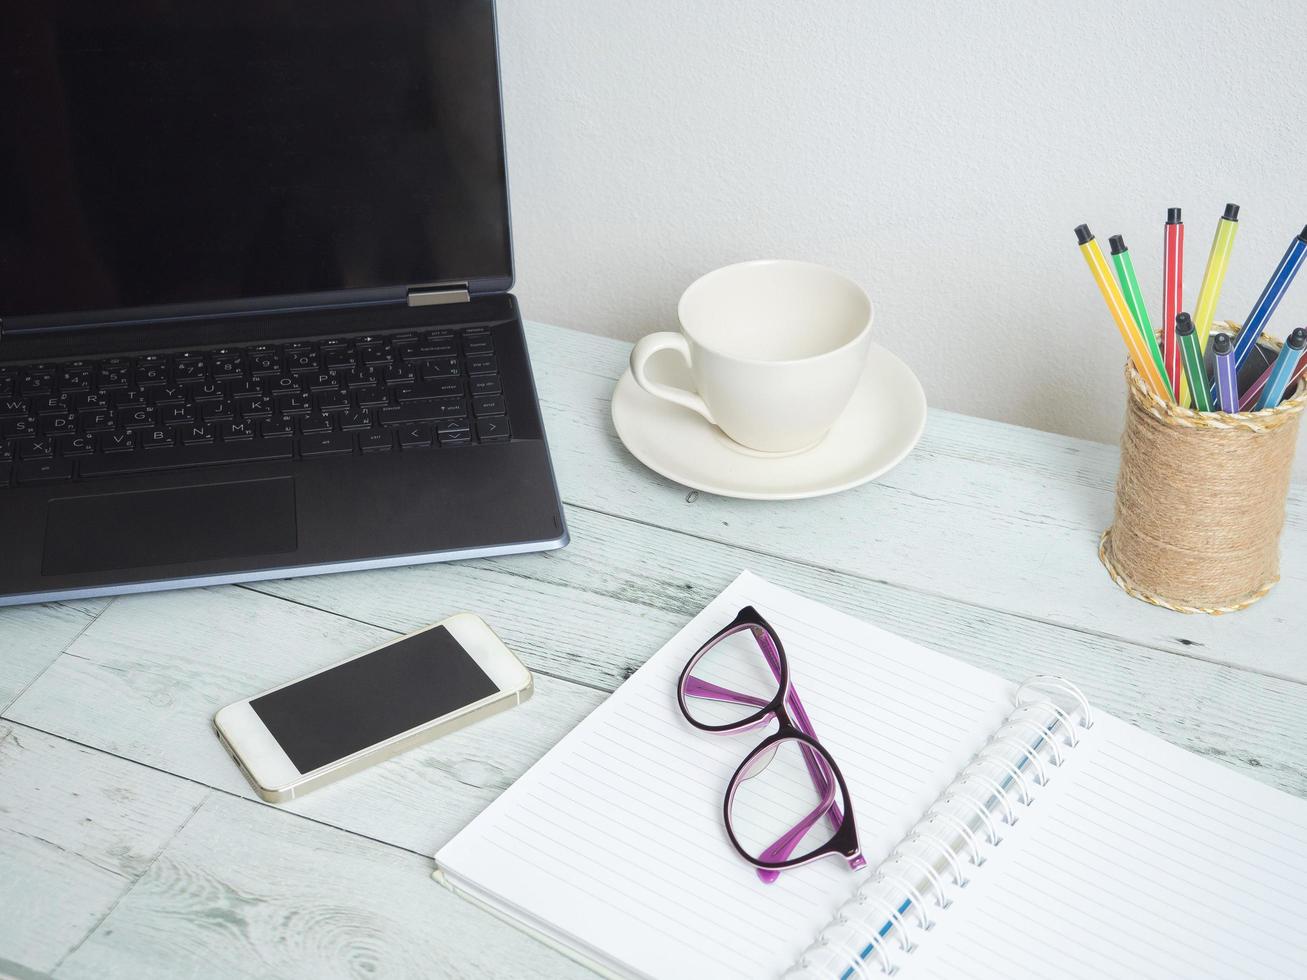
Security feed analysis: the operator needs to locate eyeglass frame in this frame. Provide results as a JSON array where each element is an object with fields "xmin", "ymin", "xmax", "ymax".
[{"xmin": 675, "ymin": 605, "xmax": 866, "ymax": 883}]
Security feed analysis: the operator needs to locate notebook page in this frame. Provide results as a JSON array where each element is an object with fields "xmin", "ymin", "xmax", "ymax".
[
  {"xmin": 899, "ymin": 712, "xmax": 1307, "ymax": 980},
  {"xmin": 436, "ymin": 572, "xmax": 1017, "ymax": 979}
]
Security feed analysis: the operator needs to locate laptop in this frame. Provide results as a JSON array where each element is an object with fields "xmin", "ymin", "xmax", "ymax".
[{"xmin": 0, "ymin": 1, "xmax": 568, "ymax": 607}]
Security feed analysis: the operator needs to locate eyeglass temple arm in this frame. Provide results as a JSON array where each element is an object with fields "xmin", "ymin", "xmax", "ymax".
[
  {"xmin": 753, "ymin": 628, "xmax": 844, "ymax": 833},
  {"xmin": 680, "ymin": 677, "xmax": 771, "ymax": 709}
]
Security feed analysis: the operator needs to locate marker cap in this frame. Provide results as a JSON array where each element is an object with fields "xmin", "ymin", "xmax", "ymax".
[
  {"xmin": 1212, "ymin": 333, "xmax": 1232, "ymax": 354},
  {"xmin": 1167, "ymin": 207, "xmax": 1182, "ymax": 224},
  {"xmin": 1223, "ymin": 203, "xmax": 1240, "ymax": 221},
  {"xmin": 1289, "ymin": 327, "xmax": 1307, "ymax": 349},
  {"xmin": 1297, "ymin": 225, "xmax": 1307, "ymax": 243},
  {"xmin": 1074, "ymin": 224, "xmax": 1093, "ymax": 245},
  {"xmin": 1108, "ymin": 235, "xmax": 1127, "ymax": 255},
  {"xmin": 1175, "ymin": 312, "xmax": 1195, "ymax": 335}
]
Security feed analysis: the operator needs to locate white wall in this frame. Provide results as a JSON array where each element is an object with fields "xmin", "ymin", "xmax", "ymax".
[{"xmin": 497, "ymin": 0, "xmax": 1307, "ymax": 476}]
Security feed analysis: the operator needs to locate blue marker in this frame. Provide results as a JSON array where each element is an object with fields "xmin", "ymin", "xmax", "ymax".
[
  {"xmin": 1254, "ymin": 328, "xmax": 1307, "ymax": 410},
  {"xmin": 1212, "ymin": 333, "xmax": 1240, "ymax": 412},
  {"xmin": 1214, "ymin": 225, "xmax": 1307, "ymax": 403}
]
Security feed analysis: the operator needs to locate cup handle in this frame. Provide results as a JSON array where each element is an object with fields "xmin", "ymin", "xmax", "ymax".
[{"xmin": 629, "ymin": 333, "xmax": 716, "ymax": 425}]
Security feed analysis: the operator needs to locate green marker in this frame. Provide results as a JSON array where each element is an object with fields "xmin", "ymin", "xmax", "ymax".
[
  {"xmin": 1110, "ymin": 235, "xmax": 1174, "ymax": 402},
  {"xmin": 1175, "ymin": 313, "xmax": 1211, "ymax": 411}
]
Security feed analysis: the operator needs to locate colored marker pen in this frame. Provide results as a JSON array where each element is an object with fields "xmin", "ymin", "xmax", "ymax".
[
  {"xmin": 1192, "ymin": 203, "xmax": 1239, "ymax": 352},
  {"xmin": 1163, "ymin": 208, "xmax": 1188, "ymax": 406},
  {"xmin": 1211, "ymin": 333, "xmax": 1239, "ymax": 413},
  {"xmin": 1240, "ymin": 348, "xmax": 1307, "ymax": 410},
  {"xmin": 1176, "ymin": 313, "xmax": 1212, "ymax": 411},
  {"xmin": 1076, "ymin": 224, "xmax": 1170, "ymax": 400},
  {"xmin": 1253, "ymin": 327, "xmax": 1307, "ymax": 410},
  {"xmin": 1219, "ymin": 225, "xmax": 1307, "ymax": 404},
  {"xmin": 1110, "ymin": 235, "xmax": 1174, "ymax": 401}
]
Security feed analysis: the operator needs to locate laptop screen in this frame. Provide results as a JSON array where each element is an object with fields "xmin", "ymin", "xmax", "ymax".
[{"xmin": 0, "ymin": 1, "xmax": 512, "ymax": 322}]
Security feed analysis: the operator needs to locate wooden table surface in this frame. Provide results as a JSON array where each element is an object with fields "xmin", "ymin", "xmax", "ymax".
[{"xmin": 2, "ymin": 321, "xmax": 1304, "ymax": 979}]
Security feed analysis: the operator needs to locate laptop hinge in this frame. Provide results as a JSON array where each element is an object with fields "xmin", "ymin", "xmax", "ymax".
[{"xmin": 407, "ymin": 284, "xmax": 470, "ymax": 307}]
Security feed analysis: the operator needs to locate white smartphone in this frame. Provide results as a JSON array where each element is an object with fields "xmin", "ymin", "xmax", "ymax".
[{"xmin": 213, "ymin": 613, "xmax": 532, "ymax": 802}]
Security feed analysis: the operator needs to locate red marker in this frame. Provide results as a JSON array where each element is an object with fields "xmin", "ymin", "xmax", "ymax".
[{"xmin": 1163, "ymin": 208, "xmax": 1188, "ymax": 406}]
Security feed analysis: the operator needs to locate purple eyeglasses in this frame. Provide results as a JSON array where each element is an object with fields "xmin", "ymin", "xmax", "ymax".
[{"xmin": 676, "ymin": 606, "xmax": 865, "ymax": 884}]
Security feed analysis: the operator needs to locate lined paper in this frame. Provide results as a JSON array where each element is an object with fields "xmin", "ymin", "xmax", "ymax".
[
  {"xmin": 901, "ymin": 714, "xmax": 1307, "ymax": 980},
  {"xmin": 436, "ymin": 572, "xmax": 1015, "ymax": 979}
]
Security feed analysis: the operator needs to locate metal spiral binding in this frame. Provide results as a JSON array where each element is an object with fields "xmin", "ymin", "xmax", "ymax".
[{"xmin": 783, "ymin": 676, "xmax": 1092, "ymax": 978}]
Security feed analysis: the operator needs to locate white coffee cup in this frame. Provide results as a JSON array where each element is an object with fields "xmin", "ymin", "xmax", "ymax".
[{"xmin": 630, "ymin": 260, "xmax": 873, "ymax": 454}]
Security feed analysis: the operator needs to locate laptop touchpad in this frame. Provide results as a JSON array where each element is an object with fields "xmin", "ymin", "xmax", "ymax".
[{"xmin": 43, "ymin": 478, "xmax": 297, "ymax": 576}]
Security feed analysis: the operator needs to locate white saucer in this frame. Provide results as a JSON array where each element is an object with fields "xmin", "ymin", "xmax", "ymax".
[{"xmin": 611, "ymin": 343, "xmax": 926, "ymax": 500}]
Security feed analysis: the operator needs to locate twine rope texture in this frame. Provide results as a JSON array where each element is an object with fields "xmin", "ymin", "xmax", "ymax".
[{"xmin": 1099, "ymin": 322, "xmax": 1306, "ymax": 615}]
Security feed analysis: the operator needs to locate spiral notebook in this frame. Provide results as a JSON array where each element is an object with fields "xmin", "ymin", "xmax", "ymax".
[{"xmin": 433, "ymin": 572, "xmax": 1307, "ymax": 979}]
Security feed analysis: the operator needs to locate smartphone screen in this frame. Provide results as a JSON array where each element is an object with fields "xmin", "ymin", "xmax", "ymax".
[{"xmin": 250, "ymin": 625, "xmax": 498, "ymax": 773}]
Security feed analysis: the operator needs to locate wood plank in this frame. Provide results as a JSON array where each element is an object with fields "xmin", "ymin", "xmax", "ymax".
[
  {"xmin": 5, "ymin": 585, "xmax": 606, "ymax": 856},
  {"xmin": 0, "ymin": 598, "xmax": 109, "ymax": 712},
  {"xmin": 246, "ymin": 505, "xmax": 1307, "ymax": 800},
  {"xmin": 0, "ymin": 721, "xmax": 208, "ymax": 976},
  {"xmin": 520, "ymin": 320, "xmax": 1307, "ymax": 681},
  {"xmin": 54, "ymin": 791, "xmax": 591, "ymax": 980}
]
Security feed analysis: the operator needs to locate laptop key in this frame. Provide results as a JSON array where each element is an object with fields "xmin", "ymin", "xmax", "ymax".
[
  {"xmin": 316, "ymin": 392, "xmax": 350, "ymax": 413},
  {"xmin": 299, "ymin": 413, "xmax": 334, "ymax": 435},
  {"xmin": 40, "ymin": 415, "xmax": 77, "ymax": 436},
  {"xmin": 14, "ymin": 437, "xmax": 53, "ymax": 459},
  {"xmin": 476, "ymin": 418, "xmax": 511, "ymax": 443},
  {"xmin": 339, "ymin": 409, "xmax": 372, "ymax": 431},
  {"xmin": 380, "ymin": 401, "xmax": 467, "ymax": 425},
  {"xmin": 470, "ymin": 376, "xmax": 502, "ymax": 397},
  {"xmin": 260, "ymin": 417, "xmax": 295, "ymax": 438},
  {"xmin": 182, "ymin": 424, "xmax": 215, "ymax": 446},
  {"xmin": 300, "ymin": 433, "xmax": 355, "ymax": 458},
  {"xmin": 79, "ymin": 439, "xmax": 293, "ymax": 478},
  {"xmin": 82, "ymin": 411, "xmax": 117, "ymax": 433},
  {"xmin": 102, "ymin": 431, "xmax": 136, "ymax": 453},
  {"xmin": 221, "ymin": 420, "xmax": 256, "ymax": 441},
  {"xmin": 0, "ymin": 398, "xmax": 29, "ymax": 419},
  {"xmin": 466, "ymin": 356, "xmax": 498, "ymax": 376},
  {"xmin": 239, "ymin": 397, "xmax": 272, "ymax": 420},
  {"xmin": 359, "ymin": 430, "xmax": 393, "ymax": 453},
  {"xmin": 436, "ymin": 420, "xmax": 471, "ymax": 446},
  {"xmin": 397, "ymin": 380, "xmax": 463, "ymax": 403},
  {"xmin": 472, "ymin": 395, "xmax": 506, "ymax": 417},
  {"xmin": 355, "ymin": 385, "xmax": 391, "ymax": 408},
  {"xmin": 55, "ymin": 434, "xmax": 95, "ymax": 456},
  {"xmin": 422, "ymin": 358, "xmax": 461, "ymax": 380},
  {"xmin": 119, "ymin": 407, "xmax": 157, "ymax": 430},
  {"xmin": 398, "ymin": 424, "xmax": 433, "ymax": 448},
  {"xmin": 4, "ymin": 417, "xmax": 38, "ymax": 439},
  {"xmin": 142, "ymin": 428, "xmax": 175, "ymax": 449},
  {"xmin": 203, "ymin": 401, "xmax": 236, "ymax": 423},
  {"xmin": 17, "ymin": 459, "xmax": 73, "ymax": 484}
]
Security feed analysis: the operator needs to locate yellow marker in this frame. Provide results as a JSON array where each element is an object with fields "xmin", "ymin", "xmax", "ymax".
[
  {"xmin": 1192, "ymin": 203, "xmax": 1239, "ymax": 350},
  {"xmin": 1075, "ymin": 224, "xmax": 1170, "ymax": 399}
]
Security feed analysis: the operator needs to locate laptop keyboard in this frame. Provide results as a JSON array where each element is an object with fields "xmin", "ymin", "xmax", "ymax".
[{"xmin": 0, "ymin": 327, "xmax": 511, "ymax": 488}]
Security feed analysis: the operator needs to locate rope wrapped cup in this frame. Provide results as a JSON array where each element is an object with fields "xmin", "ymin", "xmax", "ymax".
[{"xmin": 1100, "ymin": 322, "xmax": 1306, "ymax": 614}]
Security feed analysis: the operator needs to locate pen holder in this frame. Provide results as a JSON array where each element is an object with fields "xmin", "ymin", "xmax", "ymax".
[{"xmin": 1100, "ymin": 323, "xmax": 1306, "ymax": 613}]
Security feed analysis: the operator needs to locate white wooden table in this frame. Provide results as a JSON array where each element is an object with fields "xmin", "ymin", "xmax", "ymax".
[{"xmin": 2, "ymin": 321, "xmax": 1305, "ymax": 979}]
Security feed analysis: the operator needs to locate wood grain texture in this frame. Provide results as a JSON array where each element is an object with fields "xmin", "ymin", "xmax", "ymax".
[
  {"xmin": 53, "ymin": 791, "xmax": 592, "ymax": 980},
  {"xmin": 5, "ymin": 585, "xmax": 606, "ymax": 856},
  {"xmin": 0, "ymin": 721, "xmax": 207, "ymax": 975},
  {"xmin": 247, "ymin": 505, "xmax": 1307, "ymax": 799},
  {"xmin": 3, "ymin": 320, "xmax": 1306, "ymax": 979},
  {"xmin": 0, "ymin": 598, "xmax": 109, "ymax": 712},
  {"xmin": 519, "ymin": 321, "xmax": 1307, "ymax": 681}
]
